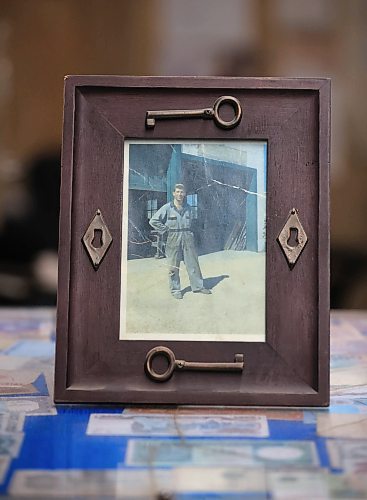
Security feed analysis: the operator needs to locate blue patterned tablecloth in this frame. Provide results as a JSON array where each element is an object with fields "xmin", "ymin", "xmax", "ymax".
[{"xmin": 0, "ymin": 308, "xmax": 366, "ymax": 498}]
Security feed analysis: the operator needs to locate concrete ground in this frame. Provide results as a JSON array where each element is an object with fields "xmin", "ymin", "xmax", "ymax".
[{"xmin": 123, "ymin": 250, "xmax": 265, "ymax": 342}]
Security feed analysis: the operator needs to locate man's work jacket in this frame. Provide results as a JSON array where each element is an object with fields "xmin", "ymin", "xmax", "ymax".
[{"xmin": 149, "ymin": 202, "xmax": 194, "ymax": 236}]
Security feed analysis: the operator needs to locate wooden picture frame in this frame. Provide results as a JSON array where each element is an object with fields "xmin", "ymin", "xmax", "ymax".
[{"xmin": 55, "ymin": 76, "xmax": 330, "ymax": 406}]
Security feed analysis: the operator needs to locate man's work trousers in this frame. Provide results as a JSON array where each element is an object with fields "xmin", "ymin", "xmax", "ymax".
[{"xmin": 165, "ymin": 231, "xmax": 203, "ymax": 294}]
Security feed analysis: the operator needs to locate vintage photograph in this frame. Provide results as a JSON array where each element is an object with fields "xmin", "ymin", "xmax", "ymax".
[{"xmin": 120, "ymin": 141, "xmax": 267, "ymax": 341}]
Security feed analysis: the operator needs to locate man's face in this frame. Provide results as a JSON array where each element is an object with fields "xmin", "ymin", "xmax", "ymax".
[{"xmin": 173, "ymin": 188, "xmax": 186, "ymax": 203}]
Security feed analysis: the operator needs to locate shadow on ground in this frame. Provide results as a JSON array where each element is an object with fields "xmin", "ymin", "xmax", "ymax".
[{"xmin": 181, "ymin": 274, "xmax": 229, "ymax": 296}]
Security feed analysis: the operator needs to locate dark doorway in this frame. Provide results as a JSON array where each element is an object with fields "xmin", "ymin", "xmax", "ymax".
[
  {"xmin": 182, "ymin": 156, "xmax": 256, "ymax": 255},
  {"xmin": 128, "ymin": 190, "xmax": 166, "ymax": 259}
]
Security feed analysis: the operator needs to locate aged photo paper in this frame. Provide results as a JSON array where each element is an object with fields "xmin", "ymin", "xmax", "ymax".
[{"xmin": 120, "ymin": 141, "xmax": 267, "ymax": 341}]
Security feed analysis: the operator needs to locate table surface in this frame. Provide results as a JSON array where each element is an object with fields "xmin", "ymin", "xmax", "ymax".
[{"xmin": 0, "ymin": 309, "xmax": 366, "ymax": 498}]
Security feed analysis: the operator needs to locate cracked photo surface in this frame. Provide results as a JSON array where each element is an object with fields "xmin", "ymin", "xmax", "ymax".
[{"xmin": 120, "ymin": 141, "xmax": 267, "ymax": 342}]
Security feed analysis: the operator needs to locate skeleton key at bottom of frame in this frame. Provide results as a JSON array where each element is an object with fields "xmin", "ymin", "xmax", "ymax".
[
  {"xmin": 144, "ymin": 346, "xmax": 244, "ymax": 382},
  {"xmin": 146, "ymin": 95, "xmax": 242, "ymax": 130}
]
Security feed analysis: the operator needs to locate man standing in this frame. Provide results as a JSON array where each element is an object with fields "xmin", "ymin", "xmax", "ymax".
[{"xmin": 149, "ymin": 184, "xmax": 212, "ymax": 299}]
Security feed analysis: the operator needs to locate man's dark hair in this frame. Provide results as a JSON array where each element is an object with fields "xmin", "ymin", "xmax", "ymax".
[{"xmin": 173, "ymin": 183, "xmax": 186, "ymax": 191}]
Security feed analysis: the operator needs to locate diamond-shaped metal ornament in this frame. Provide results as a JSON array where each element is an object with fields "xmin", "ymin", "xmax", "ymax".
[
  {"xmin": 82, "ymin": 209, "xmax": 112, "ymax": 270},
  {"xmin": 277, "ymin": 208, "xmax": 308, "ymax": 269}
]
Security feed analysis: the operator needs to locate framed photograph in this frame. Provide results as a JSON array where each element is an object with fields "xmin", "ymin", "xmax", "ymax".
[
  {"xmin": 55, "ymin": 76, "xmax": 330, "ymax": 406},
  {"xmin": 122, "ymin": 140, "xmax": 266, "ymax": 343}
]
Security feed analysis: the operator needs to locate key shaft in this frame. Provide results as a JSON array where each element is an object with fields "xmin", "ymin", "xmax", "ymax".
[
  {"xmin": 176, "ymin": 356, "xmax": 244, "ymax": 372},
  {"xmin": 146, "ymin": 108, "xmax": 213, "ymax": 128}
]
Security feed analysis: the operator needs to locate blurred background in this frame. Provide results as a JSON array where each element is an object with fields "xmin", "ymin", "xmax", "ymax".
[{"xmin": 0, "ymin": 0, "xmax": 366, "ymax": 308}]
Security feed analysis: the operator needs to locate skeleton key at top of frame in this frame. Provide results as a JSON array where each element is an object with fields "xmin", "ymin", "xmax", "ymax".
[
  {"xmin": 144, "ymin": 346, "xmax": 244, "ymax": 382},
  {"xmin": 146, "ymin": 95, "xmax": 242, "ymax": 130}
]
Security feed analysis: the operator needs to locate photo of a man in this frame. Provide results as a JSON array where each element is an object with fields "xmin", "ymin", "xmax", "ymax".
[
  {"xmin": 121, "ymin": 140, "xmax": 267, "ymax": 342},
  {"xmin": 149, "ymin": 184, "xmax": 211, "ymax": 299}
]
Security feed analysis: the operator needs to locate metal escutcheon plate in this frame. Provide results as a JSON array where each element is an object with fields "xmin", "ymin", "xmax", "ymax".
[
  {"xmin": 277, "ymin": 208, "xmax": 308, "ymax": 269},
  {"xmin": 82, "ymin": 209, "xmax": 113, "ymax": 270}
]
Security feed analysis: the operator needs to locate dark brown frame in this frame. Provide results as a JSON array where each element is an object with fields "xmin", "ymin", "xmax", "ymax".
[{"xmin": 55, "ymin": 76, "xmax": 330, "ymax": 406}]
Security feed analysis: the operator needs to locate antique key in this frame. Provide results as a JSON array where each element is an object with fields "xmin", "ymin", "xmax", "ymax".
[
  {"xmin": 146, "ymin": 95, "xmax": 242, "ymax": 130},
  {"xmin": 144, "ymin": 346, "xmax": 244, "ymax": 382}
]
